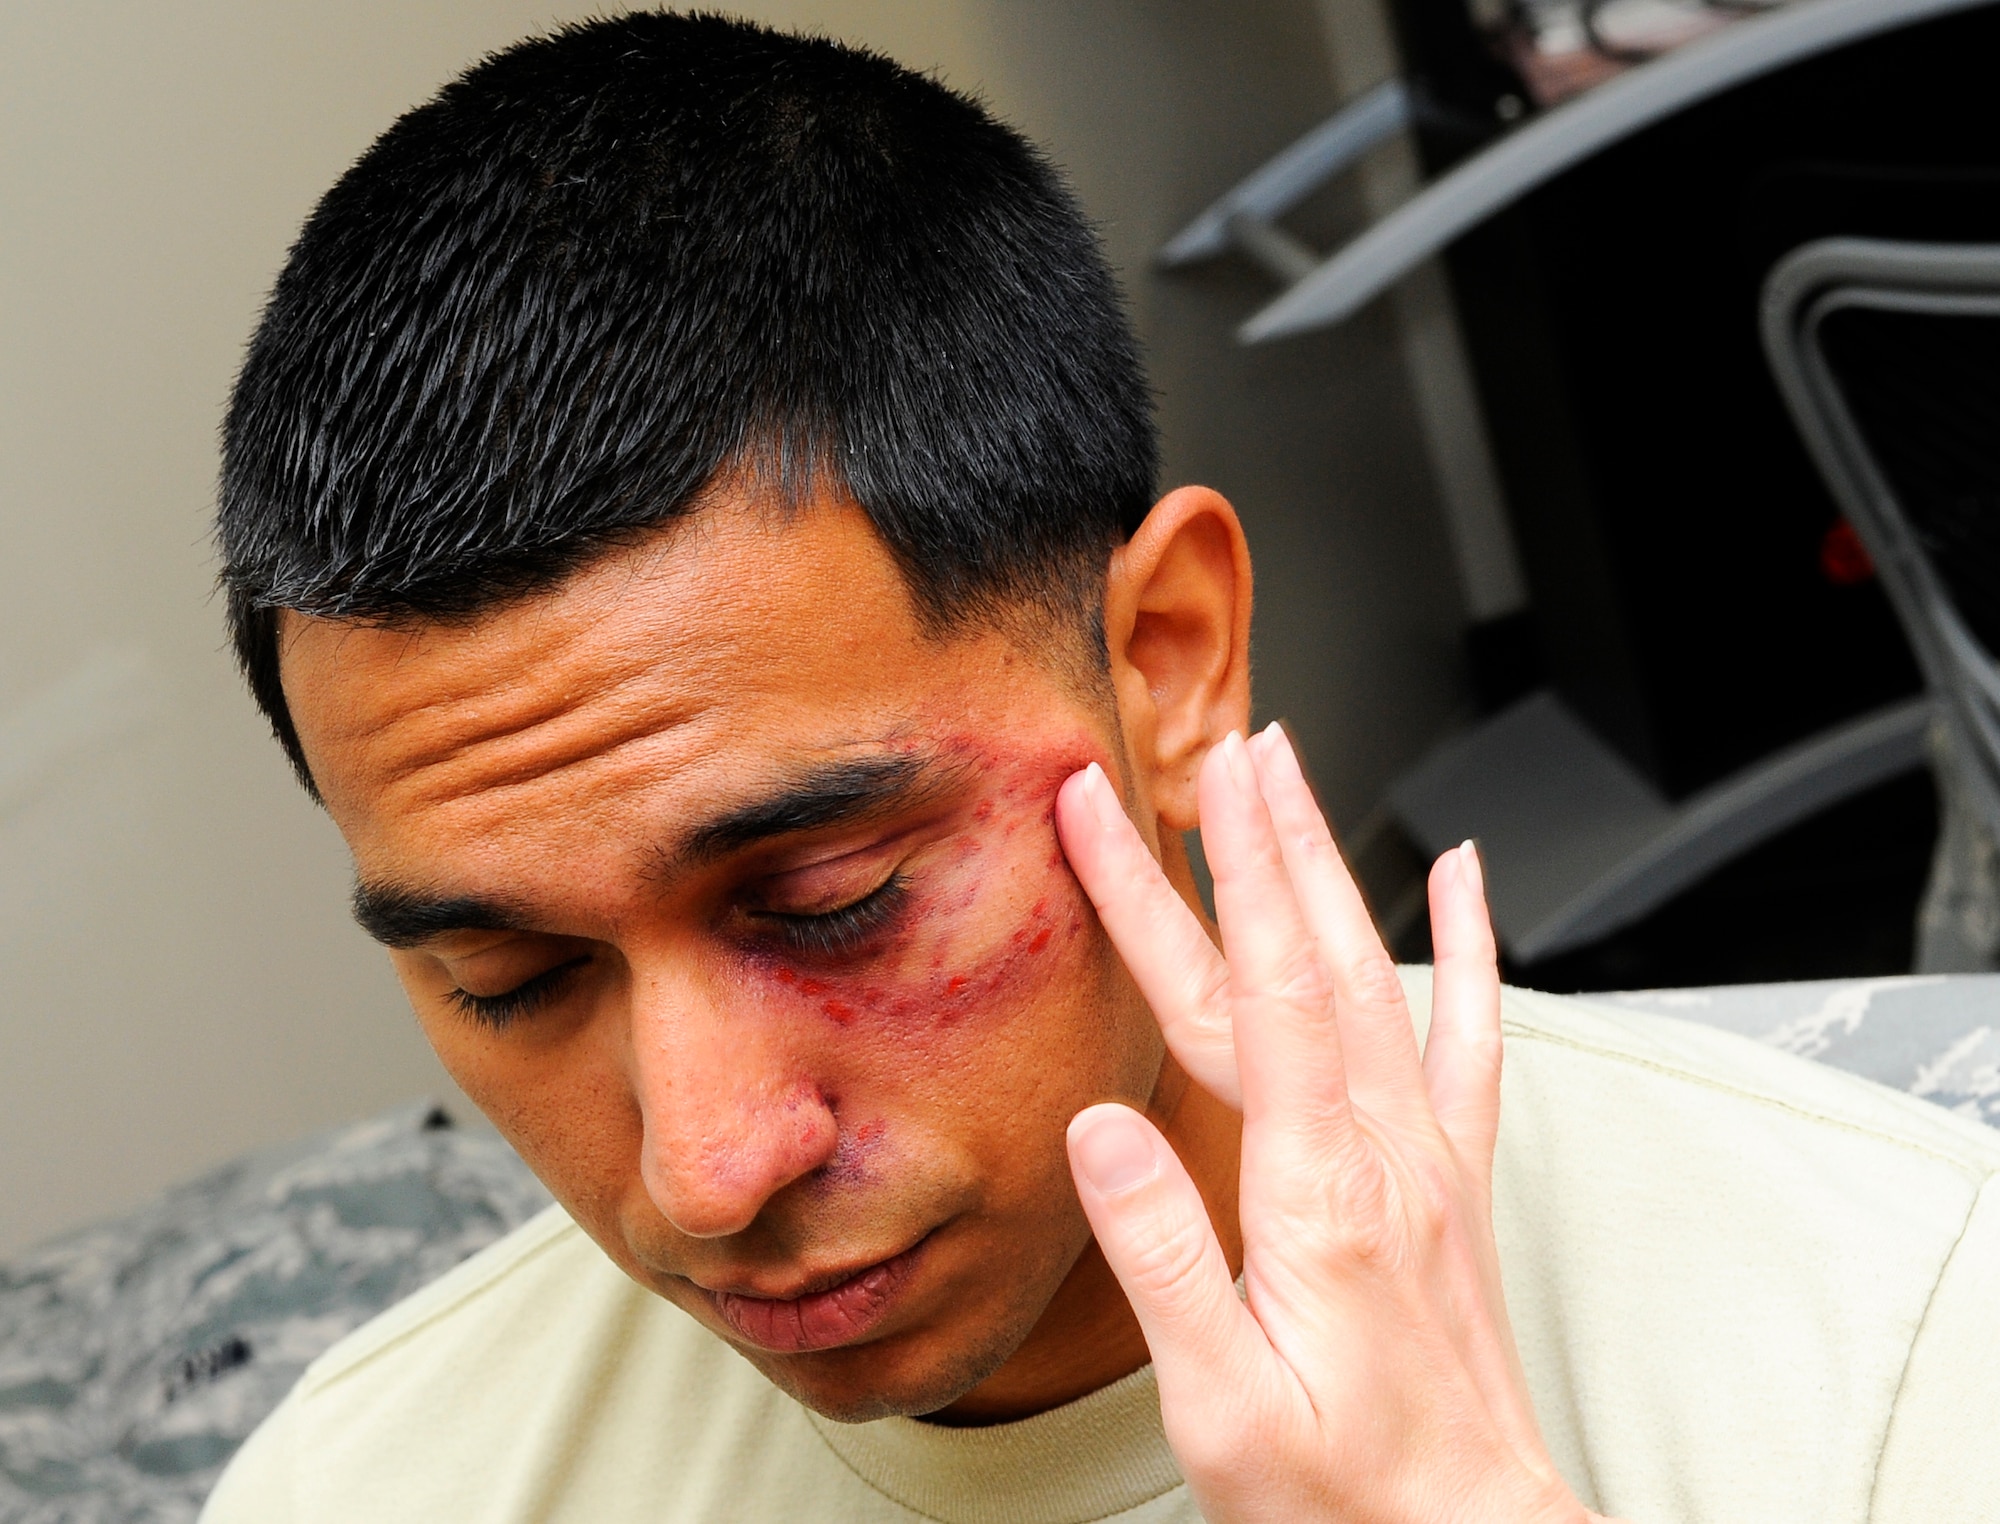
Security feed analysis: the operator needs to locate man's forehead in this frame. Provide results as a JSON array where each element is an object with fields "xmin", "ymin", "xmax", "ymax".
[
  {"xmin": 276, "ymin": 500, "xmax": 938, "ymax": 810},
  {"xmin": 280, "ymin": 495, "xmax": 913, "ymax": 694}
]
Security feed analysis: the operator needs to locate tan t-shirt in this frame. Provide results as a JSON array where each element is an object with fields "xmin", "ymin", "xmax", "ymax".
[{"xmin": 201, "ymin": 975, "xmax": 2000, "ymax": 1523}]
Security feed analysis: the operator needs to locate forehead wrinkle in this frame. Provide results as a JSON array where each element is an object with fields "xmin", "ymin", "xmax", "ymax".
[
  {"xmin": 305, "ymin": 548, "xmax": 745, "ymax": 775},
  {"xmin": 354, "ymin": 620, "xmax": 729, "ymax": 800},
  {"xmin": 382, "ymin": 683, "xmax": 711, "ymax": 814},
  {"xmin": 295, "ymin": 501, "xmax": 1012, "ymax": 859}
]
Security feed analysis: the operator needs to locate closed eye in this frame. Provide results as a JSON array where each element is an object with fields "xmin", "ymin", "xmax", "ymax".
[
  {"xmin": 447, "ymin": 955, "xmax": 591, "ymax": 1030},
  {"xmin": 752, "ymin": 872, "xmax": 910, "ymax": 958}
]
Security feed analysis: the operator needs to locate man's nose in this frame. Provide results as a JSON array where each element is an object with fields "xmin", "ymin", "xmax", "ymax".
[{"xmin": 628, "ymin": 980, "xmax": 839, "ymax": 1239}]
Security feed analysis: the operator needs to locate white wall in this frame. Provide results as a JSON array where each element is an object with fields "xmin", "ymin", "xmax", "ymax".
[{"xmin": 0, "ymin": 0, "xmax": 1467, "ymax": 1255}]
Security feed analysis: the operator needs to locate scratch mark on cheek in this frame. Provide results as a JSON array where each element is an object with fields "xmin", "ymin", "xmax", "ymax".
[{"xmin": 741, "ymin": 737, "xmax": 1110, "ymax": 1036}]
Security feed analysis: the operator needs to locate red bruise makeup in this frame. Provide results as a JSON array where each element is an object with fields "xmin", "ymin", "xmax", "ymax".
[
  {"xmin": 752, "ymin": 891, "xmax": 1079, "ymax": 1030},
  {"xmin": 367, "ymin": 733, "xmax": 1110, "ymax": 1052},
  {"xmin": 816, "ymin": 1117, "xmax": 889, "ymax": 1187},
  {"xmin": 368, "ymin": 724, "xmax": 1120, "ymax": 1269},
  {"xmin": 727, "ymin": 737, "xmax": 1099, "ymax": 1049},
  {"xmin": 290, "ymin": 486, "xmax": 1240, "ymax": 1422}
]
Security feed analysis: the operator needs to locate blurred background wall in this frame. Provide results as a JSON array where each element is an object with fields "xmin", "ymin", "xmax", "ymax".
[{"xmin": 0, "ymin": 0, "xmax": 1470, "ymax": 1255}]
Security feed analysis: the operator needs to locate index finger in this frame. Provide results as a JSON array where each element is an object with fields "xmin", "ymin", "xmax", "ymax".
[{"xmin": 1055, "ymin": 763, "xmax": 1240, "ymax": 1106}]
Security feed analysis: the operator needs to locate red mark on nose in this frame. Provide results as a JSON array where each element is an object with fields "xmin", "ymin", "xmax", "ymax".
[{"xmin": 820, "ymin": 1115, "xmax": 888, "ymax": 1188}]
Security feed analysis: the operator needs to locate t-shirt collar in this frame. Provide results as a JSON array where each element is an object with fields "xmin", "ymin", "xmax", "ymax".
[{"xmin": 802, "ymin": 1363, "xmax": 1185, "ymax": 1524}]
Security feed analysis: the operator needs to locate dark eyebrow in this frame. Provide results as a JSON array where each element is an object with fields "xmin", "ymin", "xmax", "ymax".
[
  {"xmin": 351, "ymin": 752, "xmax": 938, "ymax": 948},
  {"xmin": 671, "ymin": 752, "xmax": 932, "ymax": 872},
  {"xmin": 351, "ymin": 885, "xmax": 533, "ymax": 949}
]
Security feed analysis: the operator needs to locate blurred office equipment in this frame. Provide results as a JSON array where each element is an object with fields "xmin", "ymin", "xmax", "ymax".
[
  {"xmin": 1388, "ymin": 688, "xmax": 1929, "ymax": 959},
  {"xmin": 1168, "ymin": 0, "xmax": 2000, "ymax": 973},
  {"xmin": 1763, "ymin": 239, "xmax": 2000, "ymax": 971}
]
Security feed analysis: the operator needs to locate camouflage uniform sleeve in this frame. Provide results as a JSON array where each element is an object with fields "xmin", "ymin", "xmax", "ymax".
[
  {"xmin": 198, "ymin": 1390, "xmax": 300, "ymax": 1524},
  {"xmin": 1870, "ymin": 1172, "xmax": 2000, "ymax": 1522}
]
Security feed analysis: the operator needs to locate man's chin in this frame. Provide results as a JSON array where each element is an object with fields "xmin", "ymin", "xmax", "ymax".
[
  {"xmin": 653, "ymin": 1205, "xmax": 1099, "ymax": 1423},
  {"xmin": 732, "ymin": 1317, "xmax": 1030, "ymax": 1424},
  {"xmin": 720, "ymin": 1280, "xmax": 1064, "ymax": 1424}
]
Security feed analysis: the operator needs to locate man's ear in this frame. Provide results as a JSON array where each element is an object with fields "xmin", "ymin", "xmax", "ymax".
[{"xmin": 1104, "ymin": 486, "xmax": 1253, "ymax": 834}]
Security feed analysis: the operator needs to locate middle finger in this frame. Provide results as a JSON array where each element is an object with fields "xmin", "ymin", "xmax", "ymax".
[
  {"xmin": 1247, "ymin": 723, "xmax": 1428, "ymax": 1126},
  {"xmin": 1200, "ymin": 731, "xmax": 1357, "ymax": 1158}
]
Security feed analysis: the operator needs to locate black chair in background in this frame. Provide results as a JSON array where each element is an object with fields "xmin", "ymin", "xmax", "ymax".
[
  {"xmin": 1169, "ymin": 0, "xmax": 2000, "ymax": 979},
  {"xmin": 1764, "ymin": 239, "xmax": 2000, "ymax": 970}
]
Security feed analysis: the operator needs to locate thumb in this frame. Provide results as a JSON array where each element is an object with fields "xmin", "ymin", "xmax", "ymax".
[{"xmin": 1067, "ymin": 1105, "xmax": 1261, "ymax": 1419}]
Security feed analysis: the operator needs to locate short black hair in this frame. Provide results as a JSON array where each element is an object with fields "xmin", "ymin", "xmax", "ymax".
[{"xmin": 218, "ymin": 11, "xmax": 1157, "ymax": 794}]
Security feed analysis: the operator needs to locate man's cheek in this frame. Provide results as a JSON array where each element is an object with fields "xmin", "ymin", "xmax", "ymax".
[
  {"xmin": 743, "ymin": 878, "xmax": 1089, "ymax": 1037},
  {"xmin": 746, "ymin": 806, "xmax": 1097, "ymax": 1050}
]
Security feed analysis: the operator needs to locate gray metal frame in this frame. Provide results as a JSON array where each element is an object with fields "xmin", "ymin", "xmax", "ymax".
[
  {"xmin": 1157, "ymin": 0, "xmax": 1989, "ymax": 341},
  {"xmin": 1157, "ymin": 80, "xmax": 1414, "ymax": 283},
  {"xmin": 1388, "ymin": 689, "xmax": 1930, "ymax": 962},
  {"xmin": 1160, "ymin": 8, "xmax": 1992, "ymax": 966},
  {"xmin": 1762, "ymin": 239, "xmax": 2000, "ymax": 969}
]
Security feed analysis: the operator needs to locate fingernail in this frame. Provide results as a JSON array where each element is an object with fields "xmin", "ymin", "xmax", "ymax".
[
  {"xmin": 1459, "ymin": 839, "xmax": 1483, "ymax": 896},
  {"xmin": 1221, "ymin": 730, "xmax": 1253, "ymax": 791},
  {"xmin": 1266, "ymin": 719, "xmax": 1301, "ymax": 774},
  {"xmin": 1073, "ymin": 1111, "xmax": 1159, "ymax": 1195},
  {"xmin": 1083, "ymin": 762, "xmax": 1124, "ymax": 830}
]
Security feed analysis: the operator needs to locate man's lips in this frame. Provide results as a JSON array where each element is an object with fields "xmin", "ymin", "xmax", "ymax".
[{"xmin": 703, "ymin": 1238, "xmax": 930, "ymax": 1354}]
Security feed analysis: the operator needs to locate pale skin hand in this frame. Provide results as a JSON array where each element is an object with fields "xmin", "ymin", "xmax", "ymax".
[{"xmin": 1055, "ymin": 723, "xmax": 1619, "ymax": 1524}]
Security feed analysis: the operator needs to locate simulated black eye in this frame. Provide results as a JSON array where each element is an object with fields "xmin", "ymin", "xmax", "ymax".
[
  {"xmin": 447, "ymin": 956, "xmax": 590, "ymax": 1029},
  {"xmin": 755, "ymin": 873, "xmax": 910, "ymax": 958}
]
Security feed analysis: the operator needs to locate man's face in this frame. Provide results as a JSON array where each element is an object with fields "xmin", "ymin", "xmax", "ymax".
[{"xmin": 281, "ymin": 494, "xmax": 1170, "ymax": 1419}]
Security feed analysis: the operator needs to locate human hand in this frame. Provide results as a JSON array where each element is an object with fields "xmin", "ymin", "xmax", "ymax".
[{"xmin": 1053, "ymin": 724, "xmax": 1609, "ymax": 1524}]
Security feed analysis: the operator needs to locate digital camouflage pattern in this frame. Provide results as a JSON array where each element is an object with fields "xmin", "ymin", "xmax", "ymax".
[
  {"xmin": 1607, "ymin": 972, "xmax": 2000, "ymax": 1129},
  {"xmin": 0, "ymin": 1104, "xmax": 549, "ymax": 1523}
]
